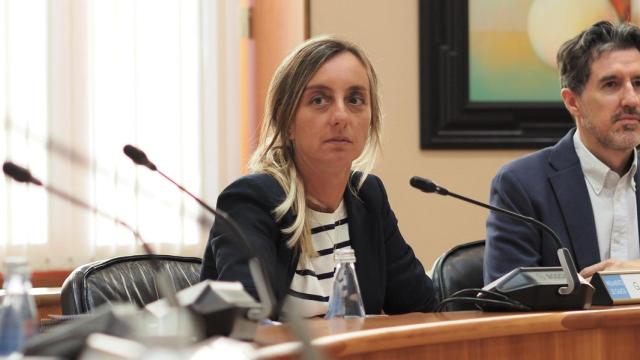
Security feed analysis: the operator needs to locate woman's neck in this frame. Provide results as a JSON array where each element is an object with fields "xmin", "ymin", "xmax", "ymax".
[{"xmin": 298, "ymin": 165, "xmax": 350, "ymax": 213}]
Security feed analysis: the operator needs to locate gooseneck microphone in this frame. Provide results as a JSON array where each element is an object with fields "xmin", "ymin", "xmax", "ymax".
[
  {"xmin": 124, "ymin": 146, "xmax": 327, "ymax": 356},
  {"xmin": 409, "ymin": 176, "xmax": 571, "ymax": 280},
  {"xmin": 123, "ymin": 145, "xmax": 157, "ymax": 171},
  {"xmin": 410, "ymin": 176, "xmax": 594, "ymax": 311},
  {"xmin": 3, "ymin": 162, "xmax": 43, "ymax": 185},
  {"xmin": 3, "ymin": 161, "xmax": 145, "ymax": 252},
  {"xmin": 2, "ymin": 161, "xmax": 179, "ymax": 307},
  {"xmin": 122, "ymin": 145, "xmax": 275, "ymax": 321}
]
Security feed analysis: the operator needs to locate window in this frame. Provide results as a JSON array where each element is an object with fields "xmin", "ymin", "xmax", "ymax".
[
  {"xmin": 1, "ymin": 0, "xmax": 48, "ymax": 250},
  {"xmin": 1, "ymin": 0, "xmax": 246, "ymax": 270}
]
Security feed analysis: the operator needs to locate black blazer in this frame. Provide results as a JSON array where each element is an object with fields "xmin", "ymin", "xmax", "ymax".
[
  {"xmin": 200, "ymin": 172, "xmax": 436, "ymax": 319},
  {"xmin": 485, "ymin": 128, "xmax": 640, "ymax": 284}
]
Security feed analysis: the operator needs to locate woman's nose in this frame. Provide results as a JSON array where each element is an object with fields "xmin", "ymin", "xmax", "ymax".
[{"xmin": 331, "ymin": 101, "xmax": 349, "ymax": 126}]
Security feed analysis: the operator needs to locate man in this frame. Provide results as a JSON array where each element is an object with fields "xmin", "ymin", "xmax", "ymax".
[{"xmin": 485, "ymin": 21, "xmax": 640, "ymax": 284}]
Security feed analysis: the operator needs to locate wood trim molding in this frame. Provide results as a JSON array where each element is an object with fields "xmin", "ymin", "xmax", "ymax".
[
  {"xmin": 0, "ymin": 270, "xmax": 71, "ymax": 288},
  {"xmin": 251, "ymin": 0, "xmax": 308, "ymax": 135}
]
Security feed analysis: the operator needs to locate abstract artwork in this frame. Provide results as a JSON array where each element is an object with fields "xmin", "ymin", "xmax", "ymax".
[
  {"xmin": 470, "ymin": 0, "xmax": 635, "ymax": 102},
  {"xmin": 420, "ymin": 0, "xmax": 638, "ymax": 148}
]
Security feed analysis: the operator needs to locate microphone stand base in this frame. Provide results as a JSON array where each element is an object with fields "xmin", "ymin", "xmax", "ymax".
[{"xmin": 146, "ymin": 280, "xmax": 263, "ymax": 341}]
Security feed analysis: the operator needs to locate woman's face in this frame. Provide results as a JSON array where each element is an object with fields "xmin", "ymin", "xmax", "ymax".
[{"xmin": 289, "ymin": 52, "xmax": 371, "ymax": 173}]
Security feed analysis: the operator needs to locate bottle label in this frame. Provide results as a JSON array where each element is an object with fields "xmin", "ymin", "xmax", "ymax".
[{"xmin": 0, "ymin": 305, "xmax": 25, "ymax": 355}]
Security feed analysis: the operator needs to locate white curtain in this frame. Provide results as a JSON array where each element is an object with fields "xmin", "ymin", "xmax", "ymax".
[{"xmin": 1, "ymin": 0, "xmax": 244, "ymax": 271}]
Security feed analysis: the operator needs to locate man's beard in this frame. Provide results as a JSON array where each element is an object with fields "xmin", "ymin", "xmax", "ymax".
[{"xmin": 584, "ymin": 108, "xmax": 640, "ymax": 150}]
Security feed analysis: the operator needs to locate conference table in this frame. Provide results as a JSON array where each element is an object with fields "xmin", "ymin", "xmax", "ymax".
[{"xmin": 250, "ymin": 305, "xmax": 640, "ymax": 359}]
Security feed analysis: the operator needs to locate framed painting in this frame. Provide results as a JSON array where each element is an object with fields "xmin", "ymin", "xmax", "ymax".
[{"xmin": 419, "ymin": 0, "xmax": 634, "ymax": 148}]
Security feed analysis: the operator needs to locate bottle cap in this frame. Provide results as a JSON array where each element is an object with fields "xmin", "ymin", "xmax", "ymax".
[
  {"xmin": 3, "ymin": 257, "xmax": 30, "ymax": 273},
  {"xmin": 334, "ymin": 247, "xmax": 356, "ymax": 263}
]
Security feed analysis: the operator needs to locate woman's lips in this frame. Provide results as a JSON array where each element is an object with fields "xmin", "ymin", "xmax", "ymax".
[{"xmin": 325, "ymin": 136, "xmax": 351, "ymax": 143}]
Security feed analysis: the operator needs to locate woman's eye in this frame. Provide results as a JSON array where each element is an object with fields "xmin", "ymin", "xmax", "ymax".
[
  {"xmin": 311, "ymin": 96, "xmax": 326, "ymax": 105},
  {"xmin": 348, "ymin": 96, "xmax": 365, "ymax": 105}
]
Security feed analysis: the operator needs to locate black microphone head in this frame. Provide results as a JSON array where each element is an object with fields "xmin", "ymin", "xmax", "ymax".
[
  {"xmin": 3, "ymin": 161, "xmax": 42, "ymax": 186},
  {"xmin": 410, "ymin": 176, "xmax": 439, "ymax": 193},
  {"xmin": 123, "ymin": 145, "xmax": 157, "ymax": 171},
  {"xmin": 410, "ymin": 176, "xmax": 450, "ymax": 195}
]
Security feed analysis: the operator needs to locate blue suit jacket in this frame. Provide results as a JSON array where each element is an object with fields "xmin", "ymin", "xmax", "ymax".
[
  {"xmin": 200, "ymin": 172, "xmax": 436, "ymax": 319},
  {"xmin": 484, "ymin": 129, "xmax": 640, "ymax": 284}
]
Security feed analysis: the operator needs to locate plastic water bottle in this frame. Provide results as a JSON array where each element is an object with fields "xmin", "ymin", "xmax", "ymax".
[
  {"xmin": 325, "ymin": 248, "xmax": 365, "ymax": 319},
  {"xmin": 0, "ymin": 257, "xmax": 38, "ymax": 355},
  {"xmin": 0, "ymin": 304, "xmax": 22, "ymax": 356}
]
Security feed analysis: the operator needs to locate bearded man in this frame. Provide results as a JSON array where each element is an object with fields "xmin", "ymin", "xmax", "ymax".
[{"xmin": 485, "ymin": 21, "xmax": 640, "ymax": 284}]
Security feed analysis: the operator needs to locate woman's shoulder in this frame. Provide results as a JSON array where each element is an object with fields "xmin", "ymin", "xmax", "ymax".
[
  {"xmin": 352, "ymin": 172, "xmax": 384, "ymax": 193},
  {"xmin": 221, "ymin": 172, "xmax": 286, "ymax": 203},
  {"xmin": 349, "ymin": 172, "xmax": 388, "ymax": 206},
  {"xmin": 228, "ymin": 172, "xmax": 282, "ymax": 189}
]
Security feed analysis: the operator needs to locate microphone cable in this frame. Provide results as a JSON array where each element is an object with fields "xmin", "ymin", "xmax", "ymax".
[{"xmin": 435, "ymin": 288, "xmax": 531, "ymax": 312}]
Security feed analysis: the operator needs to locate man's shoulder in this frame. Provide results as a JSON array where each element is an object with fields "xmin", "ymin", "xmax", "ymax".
[
  {"xmin": 500, "ymin": 129, "xmax": 579, "ymax": 177},
  {"xmin": 490, "ymin": 146, "xmax": 562, "ymax": 195},
  {"xmin": 499, "ymin": 146, "xmax": 555, "ymax": 177}
]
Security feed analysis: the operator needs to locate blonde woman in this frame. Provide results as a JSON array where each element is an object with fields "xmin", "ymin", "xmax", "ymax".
[{"xmin": 200, "ymin": 37, "xmax": 436, "ymax": 319}]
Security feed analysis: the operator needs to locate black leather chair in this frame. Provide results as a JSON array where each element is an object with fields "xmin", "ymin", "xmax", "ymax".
[
  {"xmin": 431, "ymin": 240, "xmax": 485, "ymax": 311},
  {"xmin": 61, "ymin": 254, "xmax": 202, "ymax": 315}
]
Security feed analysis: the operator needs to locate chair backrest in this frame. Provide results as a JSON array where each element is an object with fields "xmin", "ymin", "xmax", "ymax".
[
  {"xmin": 431, "ymin": 240, "xmax": 485, "ymax": 311},
  {"xmin": 61, "ymin": 254, "xmax": 202, "ymax": 315}
]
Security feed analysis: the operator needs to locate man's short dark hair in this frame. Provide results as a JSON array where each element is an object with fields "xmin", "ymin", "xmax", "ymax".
[{"xmin": 557, "ymin": 21, "xmax": 640, "ymax": 94}]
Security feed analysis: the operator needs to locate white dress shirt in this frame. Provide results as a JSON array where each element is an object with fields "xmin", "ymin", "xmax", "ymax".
[{"xmin": 573, "ymin": 130, "xmax": 639, "ymax": 261}]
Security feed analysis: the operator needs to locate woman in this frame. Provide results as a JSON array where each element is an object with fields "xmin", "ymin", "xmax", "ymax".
[{"xmin": 200, "ymin": 37, "xmax": 436, "ymax": 319}]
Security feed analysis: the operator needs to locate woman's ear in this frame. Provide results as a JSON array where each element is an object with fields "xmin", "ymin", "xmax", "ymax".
[{"xmin": 288, "ymin": 124, "xmax": 295, "ymax": 141}]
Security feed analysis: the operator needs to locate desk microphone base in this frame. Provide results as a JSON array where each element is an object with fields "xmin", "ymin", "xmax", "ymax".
[{"xmin": 482, "ymin": 267, "xmax": 594, "ymax": 311}]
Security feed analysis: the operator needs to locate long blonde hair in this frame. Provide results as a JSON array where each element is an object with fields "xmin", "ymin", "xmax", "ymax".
[{"xmin": 248, "ymin": 36, "xmax": 382, "ymax": 259}]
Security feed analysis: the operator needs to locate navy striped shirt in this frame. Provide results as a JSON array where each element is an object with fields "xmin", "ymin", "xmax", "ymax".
[{"xmin": 281, "ymin": 201, "xmax": 351, "ymax": 319}]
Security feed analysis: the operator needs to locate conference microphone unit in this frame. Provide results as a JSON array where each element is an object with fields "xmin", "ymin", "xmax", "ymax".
[
  {"xmin": 410, "ymin": 176, "xmax": 594, "ymax": 311},
  {"xmin": 2, "ymin": 161, "xmax": 180, "ymax": 308},
  {"xmin": 123, "ymin": 145, "xmax": 276, "ymax": 339}
]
